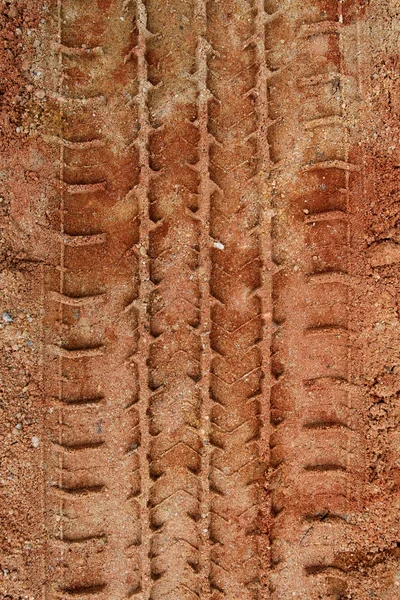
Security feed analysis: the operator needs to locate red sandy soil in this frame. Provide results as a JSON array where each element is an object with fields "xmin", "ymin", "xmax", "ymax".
[{"xmin": 0, "ymin": 1, "xmax": 398, "ymax": 599}]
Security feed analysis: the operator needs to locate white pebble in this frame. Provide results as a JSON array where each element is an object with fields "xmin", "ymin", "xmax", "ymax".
[
  {"xmin": 2, "ymin": 312, "xmax": 13, "ymax": 323},
  {"xmin": 213, "ymin": 241, "xmax": 224, "ymax": 250},
  {"xmin": 31, "ymin": 436, "xmax": 40, "ymax": 448}
]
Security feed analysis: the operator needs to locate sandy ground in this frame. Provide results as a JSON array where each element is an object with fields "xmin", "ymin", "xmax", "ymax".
[{"xmin": 0, "ymin": 1, "xmax": 399, "ymax": 599}]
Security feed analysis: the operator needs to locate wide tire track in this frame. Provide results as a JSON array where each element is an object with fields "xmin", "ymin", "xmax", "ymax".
[{"xmin": 40, "ymin": 1, "xmax": 366, "ymax": 598}]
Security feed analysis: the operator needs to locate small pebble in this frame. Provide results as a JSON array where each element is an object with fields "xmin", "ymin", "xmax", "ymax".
[
  {"xmin": 31, "ymin": 436, "xmax": 40, "ymax": 448},
  {"xmin": 34, "ymin": 89, "xmax": 45, "ymax": 99},
  {"xmin": 2, "ymin": 312, "xmax": 13, "ymax": 323},
  {"xmin": 213, "ymin": 241, "xmax": 224, "ymax": 250},
  {"xmin": 8, "ymin": 5, "xmax": 18, "ymax": 18}
]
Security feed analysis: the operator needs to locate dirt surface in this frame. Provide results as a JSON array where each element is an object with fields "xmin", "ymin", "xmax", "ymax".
[{"xmin": 0, "ymin": 0, "xmax": 399, "ymax": 599}]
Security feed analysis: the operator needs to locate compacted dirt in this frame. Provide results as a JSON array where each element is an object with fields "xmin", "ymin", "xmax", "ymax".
[{"xmin": 0, "ymin": 1, "xmax": 399, "ymax": 599}]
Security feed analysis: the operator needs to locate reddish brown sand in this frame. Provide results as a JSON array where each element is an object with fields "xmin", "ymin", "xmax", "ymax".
[{"xmin": 0, "ymin": 1, "xmax": 399, "ymax": 599}]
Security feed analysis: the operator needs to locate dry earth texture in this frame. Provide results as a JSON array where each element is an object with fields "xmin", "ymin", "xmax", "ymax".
[{"xmin": 0, "ymin": 0, "xmax": 399, "ymax": 599}]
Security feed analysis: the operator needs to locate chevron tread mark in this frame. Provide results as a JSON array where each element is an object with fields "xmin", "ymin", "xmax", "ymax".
[
  {"xmin": 145, "ymin": 1, "xmax": 203, "ymax": 599},
  {"xmin": 206, "ymin": 1, "xmax": 265, "ymax": 598},
  {"xmin": 37, "ymin": 1, "xmax": 370, "ymax": 599}
]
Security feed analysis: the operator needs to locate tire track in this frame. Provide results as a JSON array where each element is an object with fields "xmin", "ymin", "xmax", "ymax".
[
  {"xmin": 206, "ymin": 2, "xmax": 264, "ymax": 598},
  {"xmin": 145, "ymin": 1, "xmax": 202, "ymax": 598},
  {"xmin": 267, "ymin": 1, "xmax": 364, "ymax": 598},
  {"xmin": 39, "ymin": 1, "xmax": 368, "ymax": 598},
  {"xmin": 44, "ymin": 1, "xmax": 142, "ymax": 597}
]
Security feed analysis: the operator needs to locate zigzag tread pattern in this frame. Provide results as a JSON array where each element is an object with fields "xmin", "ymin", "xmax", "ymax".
[
  {"xmin": 40, "ymin": 1, "xmax": 367, "ymax": 598},
  {"xmin": 145, "ymin": 1, "xmax": 202, "ymax": 598},
  {"xmin": 206, "ymin": 1, "xmax": 264, "ymax": 598}
]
